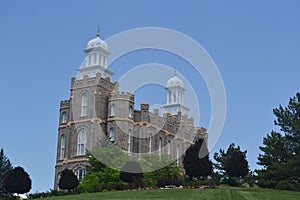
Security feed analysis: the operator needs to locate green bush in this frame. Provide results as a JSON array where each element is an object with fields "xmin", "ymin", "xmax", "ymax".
[{"xmin": 275, "ymin": 180, "xmax": 295, "ymax": 191}]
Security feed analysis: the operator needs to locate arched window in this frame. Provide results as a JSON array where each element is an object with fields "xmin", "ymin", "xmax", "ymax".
[
  {"xmin": 110, "ymin": 104, "xmax": 116, "ymax": 117},
  {"xmin": 158, "ymin": 137, "xmax": 162, "ymax": 158},
  {"xmin": 62, "ymin": 112, "xmax": 68, "ymax": 123},
  {"xmin": 109, "ymin": 128, "xmax": 115, "ymax": 142},
  {"xmin": 127, "ymin": 129, "xmax": 131, "ymax": 155},
  {"xmin": 176, "ymin": 144, "xmax": 180, "ymax": 166},
  {"xmin": 129, "ymin": 106, "xmax": 133, "ymax": 118},
  {"xmin": 167, "ymin": 140, "xmax": 171, "ymax": 156},
  {"xmin": 81, "ymin": 94, "xmax": 88, "ymax": 117},
  {"xmin": 60, "ymin": 135, "xmax": 66, "ymax": 160},
  {"xmin": 149, "ymin": 134, "xmax": 152, "ymax": 154},
  {"xmin": 77, "ymin": 130, "xmax": 87, "ymax": 156},
  {"xmin": 75, "ymin": 168, "xmax": 86, "ymax": 181}
]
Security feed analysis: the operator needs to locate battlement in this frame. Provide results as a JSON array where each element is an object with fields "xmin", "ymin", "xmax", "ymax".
[
  {"xmin": 60, "ymin": 100, "xmax": 70, "ymax": 107},
  {"xmin": 72, "ymin": 73, "xmax": 115, "ymax": 91},
  {"xmin": 110, "ymin": 91, "xmax": 135, "ymax": 101}
]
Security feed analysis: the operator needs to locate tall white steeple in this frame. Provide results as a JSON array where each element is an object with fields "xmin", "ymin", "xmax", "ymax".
[
  {"xmin": 77, "ymin": 31, "xmax": 114, "ymax": 79},
  {"xmin": 162, "ymin": 71, "xmax": 189, "ymax": 115}
]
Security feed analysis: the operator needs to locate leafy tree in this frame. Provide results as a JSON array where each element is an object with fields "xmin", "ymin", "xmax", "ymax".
[
  {"xmin": 3, "ymin": 166, "xmax": 31, "ymax": 194},
  {"xmin": 58, "ymin": 169, "xmax": 79, "ymax": 192},
  {"xmin": 183, "ymin": 139, "xmax": 212, "ymax": 179},
  {"xmin": 0, "ymin": 148, "xmax": 13, "ymax": 196},
  {"xmin": 257, "ymin": 93, "xmax": 300, "ymax": 190},
  {"xmin": 214, "ymin": 143, "xmax": 249, "ymax": 184},
  {"xmin": 77, "ymin": 167, "xmax": 123, "ymax": 193},
  {"xmin": 143, "ymin": 165, "xmax": 181, "ymax": 187}
]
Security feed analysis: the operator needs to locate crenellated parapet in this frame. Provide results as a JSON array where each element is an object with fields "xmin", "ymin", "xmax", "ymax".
[
  {"xmin": 60, "ymin": 100, "xmax": 70, "ymax": 108},
  {"xmin": 110, "ymin": 91, "xmax": 134, "ymax": 102}
]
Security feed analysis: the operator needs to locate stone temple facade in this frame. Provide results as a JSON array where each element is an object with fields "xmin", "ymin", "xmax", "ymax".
[{"xmin": 54, "ymin": 32, "xmax": 208, "ymax": 189}]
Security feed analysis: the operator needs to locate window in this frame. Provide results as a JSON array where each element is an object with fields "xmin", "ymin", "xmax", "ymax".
[
  {"xmin": 176, "ymin": 144, "xmax": 180, "ymax": 166},
  {"xmin": 60, "ymin": 135, "xmax": 66, "ymax": 160},
  {"xmin": 77, "ymin": 130, "xmax": 87, "ymax": 156},
  {"xmin": 129, "ymin": 106, "xmax": 133, "ymax": 118},
  {"xmin": 109, "ymin": 128, "xmax": 115, "ymax": 142},
  {"xmin": 62, "ymin": 112, "xmax": 68, "ymax": 123},
  {"xmin": 127, "ymin": 129, "xmax": 131, "ymax": 155},
  {"xmin": 167, "ymin": 141, "xmax": 171, "ymax": 156},
  {"xmin": 159, "ymin": 137, "xmax": 162, "ymax": 158},
  {"xmin": 110, "ymin": 104, "xmax": 116, "ymax": 117},
  {"xmin": 75, "ymin": 168, "xmax": 86, "ymax": 181},
  {"xmin": 149, "ymin": 135, "xmax": 152, "ymax": 154},
  {"xmin": 81, "ymin": 94, "xmax": 88, "ymax": 116}
]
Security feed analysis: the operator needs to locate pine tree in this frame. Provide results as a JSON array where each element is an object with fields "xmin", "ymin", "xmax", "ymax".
[
  {"xmin": 257, "ymin": 93, "xmax": 300, "ymax": 190},
  {"xmin": 0, "ymin": 148, "xmax": 13, "ymax": 195},
  {"xmin": 58, "ymin": 169, "xmax": 79, "ymax": 192},
  {"xmin": 214, "ymin": 143, "xmax": 249, "ymax": 179},
  {"xmin": 183, "ymin": 139, "xmax": 213, "ymax": 179},
  {"xmin": 3, "ymin": 166, "xmax": 31, "ymax": 194}
]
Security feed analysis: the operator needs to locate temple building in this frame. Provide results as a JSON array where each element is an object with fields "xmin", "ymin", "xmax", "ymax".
[{"xmin": 54, "ymin": 32, "xmax": 207, "ymax": 189}]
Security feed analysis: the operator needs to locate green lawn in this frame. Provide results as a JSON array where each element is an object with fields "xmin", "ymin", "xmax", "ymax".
[{"xmin": 44, "ymin": 188, "xmax": 300, "ymax": 200}]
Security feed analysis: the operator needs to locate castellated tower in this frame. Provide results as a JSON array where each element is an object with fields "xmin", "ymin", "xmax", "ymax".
[{"xmin": 54, "ymin": 32, "xmax": 208, "ymax": 190}]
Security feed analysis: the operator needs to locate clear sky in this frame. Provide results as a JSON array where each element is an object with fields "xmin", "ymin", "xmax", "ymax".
[{"xmin": 1, "ymin": 0, "xmax": 300, "ymax": 193}]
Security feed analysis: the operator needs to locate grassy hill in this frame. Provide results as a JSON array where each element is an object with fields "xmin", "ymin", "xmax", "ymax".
[{"xmin": 43, "ymin": 188, "xmax": 300, "ymax": 200}]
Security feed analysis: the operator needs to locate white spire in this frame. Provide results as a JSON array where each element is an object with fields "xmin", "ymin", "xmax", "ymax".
[
  {"xmin": 77, "ymin": 31, "xmax": 114, "ymax": 80},
  {"xmin": 162, "ymin": 71, "xmax": 189, "ymax": 115}
]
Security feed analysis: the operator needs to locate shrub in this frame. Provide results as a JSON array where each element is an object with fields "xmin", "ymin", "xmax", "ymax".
[
  {"xmin": 58, "ymin": 169, "xmax": 79, "ymax": 192},
  {"xmin": 3, "ymin": 166, "xmax": 31, "ymax": 194},
  {"xmin": 275, "ymin": 180, "xmax": 295, "ymax": 191}
]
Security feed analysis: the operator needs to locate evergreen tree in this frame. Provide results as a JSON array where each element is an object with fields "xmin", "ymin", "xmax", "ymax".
[
  {"xmin": 0, "ymin": 148, "xmax": 13, "ymax": 195},
  {"xmin": 183, "ymin": 139, "xmax": 213, "ymax": 179},
  {"xmin": 257, "ymin": 93, "xmax": 300, "ymax": 190},
  {"xmin": 3, "ymin": 166, "xmax": 31, "ymax": 194},
  {"xmin": 214, "ymin": 143, "xmax": 249, "ymax": 178},
  {"xmin": 58, "ymin": 169, "xmax": 79, "ymax": 192},
  {"xmin": 224, "ymin": 150, "xmax": 249, "ymax": 177}
]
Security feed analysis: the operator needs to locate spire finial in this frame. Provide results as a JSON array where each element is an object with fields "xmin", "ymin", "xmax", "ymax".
[
  {"xmin": 174, "ymin": 67, "xmax": 177, "ymax": 76},
  {"xmin": 96, "ymin": 26, "xmax": 100, "ymax": 37}
]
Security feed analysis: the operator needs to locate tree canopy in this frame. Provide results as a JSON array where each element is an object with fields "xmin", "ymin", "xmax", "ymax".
[
  {"xmin": 214, "ymin": 143, "xmax": 249, "ymax": 178},
  {"xmin": 0, "ymin": 148, "xmax": 13, "ymax": 196},
  {"xmin": 58, "ymin": 169, "xmax": 79, "ymax": 192},
  {"xmin": 256, "ymin": 93, "xmax": 300, "ymax": 190},
  {"xmin": 3, "ymin": 166, "xmax": 31, "ymax": 194},
  {"xmin": 183, "ymin": 138, "xmax": 213, "ymax": 179},
  {"xmin": 120, "ymin": 161, "xmax": 143, "ymax": 183}
]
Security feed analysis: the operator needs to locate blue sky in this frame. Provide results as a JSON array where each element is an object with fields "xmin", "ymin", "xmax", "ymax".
[{"xmin": 1, "ymin": 0, "xmax": 300, "ymax": 193}]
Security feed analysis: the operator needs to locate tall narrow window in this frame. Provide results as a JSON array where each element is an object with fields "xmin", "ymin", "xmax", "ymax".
[
  {"xmin": 149, "ymin": 134, "xmax": 152, "ymax": 154},
  {"xmin": 127, "ymin": 129, "xmax": 131, "ymax": 155},
  {"xmin": 109, "ymin": 128, "xmax": 115, "ymax": 142},
  {"xmin": 62, "ymin": 112, "xmax": 68, "ymax": 123},
  {"xmin": 81, "ymin": 94, "xmax": 88, "ymax": 117},
  {"xmin": 77, "ymin": 130, "xmax": 87, "ymax": 156},
  {"xmin": 159, "ymin": 137, "xmax": 162, "ymax": 158},
  {"xmin": 176, "ymin": 144, "xmax": 180, "ymax": 166},
  {"xmin": 129, "ymin": 106, "xmax": 133, "ymax": 118},
  {"xmin": 60, "ymin": 135, "xmax": 66, "ymax": 160},
  {"xmin": 110, "ymin": 104, "xmax": 116, "ymax": 116},
  {"xmin": 167, "ymin": 140, "xmax": 171, "ymax": 156},
  {"xmin": 75, "ymin": 168, "xmax": 86, "ymax": 181}
]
